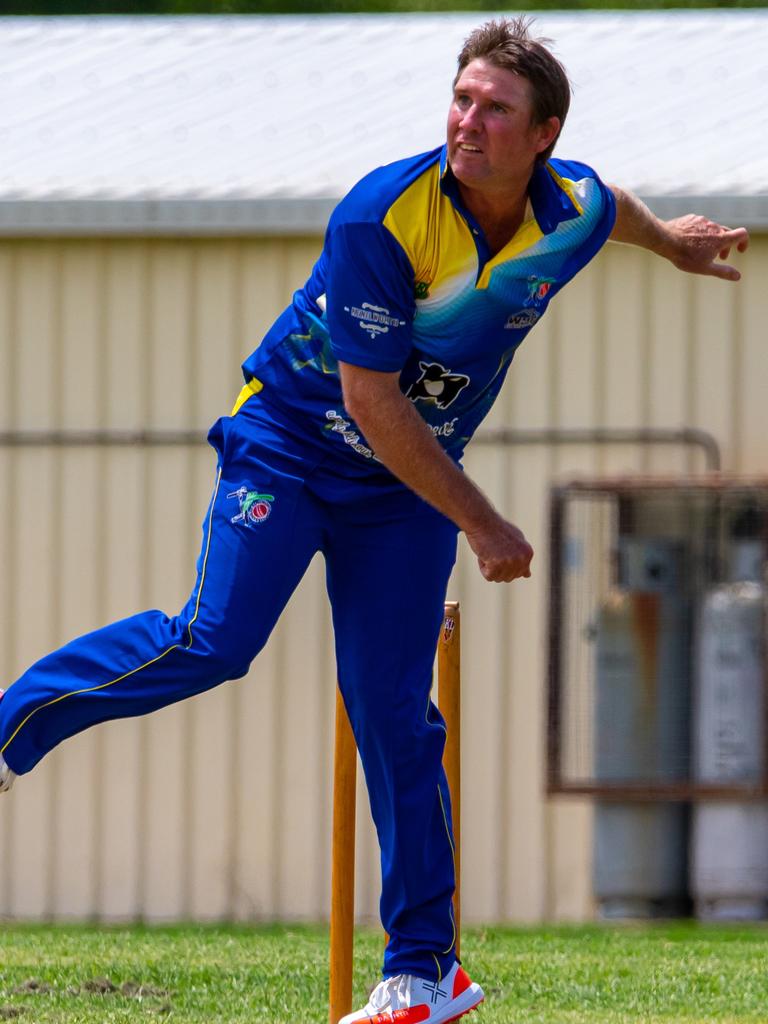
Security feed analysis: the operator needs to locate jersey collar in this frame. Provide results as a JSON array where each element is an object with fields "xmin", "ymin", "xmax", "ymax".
[{"xmin": 439, "ymin": 144, "xmax": 581, "ymax": 234}]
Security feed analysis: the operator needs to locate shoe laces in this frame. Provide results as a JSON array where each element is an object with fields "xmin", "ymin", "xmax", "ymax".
[{"xmin": 369, "ymin": 974, "xmax": 413, "ymax": 1012}]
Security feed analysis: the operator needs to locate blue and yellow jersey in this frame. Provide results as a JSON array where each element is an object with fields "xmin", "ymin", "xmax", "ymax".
[{"xmin": 240, "ymin": 144, "xmax": 615, "ymax": 471}]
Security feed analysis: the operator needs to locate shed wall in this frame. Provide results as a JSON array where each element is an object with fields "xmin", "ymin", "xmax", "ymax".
[{"xmin": 0, "ymin": 235, "xmax": 764, "ymax": 924}]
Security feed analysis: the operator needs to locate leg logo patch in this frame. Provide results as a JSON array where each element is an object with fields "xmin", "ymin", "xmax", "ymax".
[{"xmin": 227, "ymin": 486, "xmax": 275, "ymax": 526}]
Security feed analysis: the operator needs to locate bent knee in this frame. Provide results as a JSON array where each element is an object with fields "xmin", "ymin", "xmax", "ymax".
[{"xmin": 177, "ymin": 618, "xmax": 266, "ymax": 681}]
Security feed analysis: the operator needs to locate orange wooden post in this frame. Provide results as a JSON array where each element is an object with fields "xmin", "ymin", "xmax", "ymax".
[
  {"xmin": 330, "ymin": 601, "xmax": 462, "ymax": 1021},
  {"xmin": 329, "ymin": 688, "xmax": 357, "ymax": 1024},
  {"xmin": 438, "ymin": 600, "xmax": 461, "ymax": 956}
]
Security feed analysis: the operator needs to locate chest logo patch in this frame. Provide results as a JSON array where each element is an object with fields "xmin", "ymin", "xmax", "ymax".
[
  {"xmin": 524, "ymin": 275, "xmax": 556, "ymax": 307},
  {"xmin": 406, "ymin": 361, "xmax": 470, "ymax": 410}
]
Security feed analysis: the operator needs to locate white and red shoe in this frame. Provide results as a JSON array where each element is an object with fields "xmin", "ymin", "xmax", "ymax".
[
  {"xmin": 339, "ymin": 962, "xmax": 484, "ymax": 1024},
  {"xmin": 0, "ymin": 690, "xmax": 15, "ymax": 793}
]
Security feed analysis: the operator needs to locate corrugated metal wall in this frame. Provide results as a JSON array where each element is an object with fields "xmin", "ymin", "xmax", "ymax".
[{"xmin": 0, "ymin": 235, "xmax": 763, "ymax": 923}]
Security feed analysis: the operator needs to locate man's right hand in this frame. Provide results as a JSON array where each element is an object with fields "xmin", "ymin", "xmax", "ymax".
[
  {"xmin": 464, "ymin": 516, "xmax": 534, "ymax": 582},
  {"xmin": 338, "ymin": 363, "xmax": 535, "ymax": 584}
]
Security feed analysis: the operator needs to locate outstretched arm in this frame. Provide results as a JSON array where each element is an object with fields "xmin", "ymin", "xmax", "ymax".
[{"xmin": 608, "ymin": 185, "xmax": 750, "ymax": 281}]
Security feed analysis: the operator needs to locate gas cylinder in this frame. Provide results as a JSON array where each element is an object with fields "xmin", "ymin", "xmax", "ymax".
[
  {"xmin": 593, "ymin": 537, "xmax": 690, "ymax": 917},
  {"xmin": 691, "ymin": 522, "xmax": 768, "ymax": 921}
]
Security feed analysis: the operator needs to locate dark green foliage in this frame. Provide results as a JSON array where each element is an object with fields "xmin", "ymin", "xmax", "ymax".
[{"xmin": 1, "ymin": 1, "xmax": 767, "ymax": 17}]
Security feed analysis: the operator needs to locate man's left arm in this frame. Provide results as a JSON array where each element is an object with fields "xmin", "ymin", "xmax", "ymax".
[{"xmin": 608, "ymin": 184, "xmax": 750, "ymax": 280}]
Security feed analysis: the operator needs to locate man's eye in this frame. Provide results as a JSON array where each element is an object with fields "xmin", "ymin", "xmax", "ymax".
[{"xmin": 491, "ymin": 103, "xmax": 506, "ymax": 113}]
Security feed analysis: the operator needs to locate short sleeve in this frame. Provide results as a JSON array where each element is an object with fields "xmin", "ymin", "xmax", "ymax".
[
  {"xmin": 547, "ymin": 159, "xmax": 617, "ymax": 281},
  {"xmin": 555, "ymin": 158, "xmax": 617, "ymax": 252},
  {"xmin": 326, "ymin": 221, "xmax": 415, "ymax": 372}
]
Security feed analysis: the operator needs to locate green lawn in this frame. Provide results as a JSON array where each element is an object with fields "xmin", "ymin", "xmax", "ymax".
[{"xmin": 1, "ymin": 922, "xmax": 767, "ymax": 1023}]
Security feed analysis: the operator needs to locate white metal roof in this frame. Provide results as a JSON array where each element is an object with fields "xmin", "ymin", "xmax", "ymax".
[{"xmin": 1, "ymin": 12, "xmax": 767, "ymax": 234}]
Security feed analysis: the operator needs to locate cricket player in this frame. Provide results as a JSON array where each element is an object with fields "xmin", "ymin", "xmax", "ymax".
[{"xmin": 0, "ymin": 18, "xmax": 749, "ymax": 1024}]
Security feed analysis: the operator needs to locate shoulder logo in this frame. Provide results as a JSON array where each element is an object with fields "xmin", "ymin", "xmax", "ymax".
[
  {"xmin": 406, "ymin": 362, "xmax": 470, "ymax": 410},
  {"xmin": 524, "ymin": 275, "xmax": 556, "ymax": 307},
  {"xmin": 505, "ymin": 309, "xmax": 540, "ymax": 330},
  {"xmin": 227, "ymin": 486, "xmax": 275, "ymax": 526},
  {"xmin": 343, "ymin": 302, "xmax": 406, "ymax": 340}
]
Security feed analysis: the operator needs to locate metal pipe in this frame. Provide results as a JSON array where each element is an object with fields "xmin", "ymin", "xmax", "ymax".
[
  {"xmin": 0, "ymin": 426, "xmax": 722, "ymax": 471},
  {"xmin": 473, "ymin": 427, "xmax": 721, "ymax": 472}
]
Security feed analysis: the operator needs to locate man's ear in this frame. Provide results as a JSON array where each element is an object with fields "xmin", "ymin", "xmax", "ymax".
[{"xmin": 535, "ymin": 116, "xmax": 561, "ymax": 156}]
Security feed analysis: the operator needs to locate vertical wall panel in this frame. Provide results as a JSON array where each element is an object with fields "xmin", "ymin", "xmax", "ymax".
[
  {"xmin": 104, "ymin": 244, "xmax": 151, "ymax": 431},
  {"xmin": 735, "ymin": 241, "xmax": 768, "ymax": 472},
  {"xmin": 0, "ymin": 450, "xmax": 11, "ymax": 914},
  {"xmin": 500, "ymin": 447, "xmax": 551, "ymax": 923},
  {"xmin": 14, "ymin": 244, "xmax": 61, "ymax": 431},
  {"xmin": 459, "ymin": 444, "xmax": 506, "ymax": 923},
  {"xmin": 51, "ymin": 450, "xmax": 102, "ymax": 918},
  {"xmin": 232, "ymin": 580, "xmax": 282, "ymax": 921},
  {"xmin": 546, "ymin": 270, "xmax": 604, "ymax": 923},
  {"xmin": 647, "ymin": 254, "xmax": 691, "ymax": 474},
  {"xmin": 600, "ymin": 244, "xmax": 649, "ymax": 473},
  {"xmin": 0, "ymin": 248, "xmax": 16, "ymax": 430},
  {"xmin": 97, "ymin": 449, "xmax": 148, "ymax": 920},
  {"xmin": 273, "ymin": 555, "xmax": 331, "ymax": 920},
  {"xmin": 60, "ymin": 245, "xmax": 106, "ymax": 430},
  {"xmin": 191, "ymin": 242, "xmax": 243, "ymax": 428},
  {"xmin": 690, "ymin": 276, "xmax": 737, "ymax": 463},
  {"xmin": 0, "ymin": 234, "xmax": 763, "ymax": 929},
  {"xmin": 148, "ymin": 244, "xmax": 194, "ymax": 431},
  {"xmin": 131, "ymin": 448, "xmax": 188, "ymax": 921}
]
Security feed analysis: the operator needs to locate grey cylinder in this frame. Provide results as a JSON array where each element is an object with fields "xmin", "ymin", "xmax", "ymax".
[
  {"xmin": 593, "ymin": 537, "xmax": 690, "ymax": 917},
  {"xmin": 691, "ymin": 574, "xmax": 768, "ymax": 921}
]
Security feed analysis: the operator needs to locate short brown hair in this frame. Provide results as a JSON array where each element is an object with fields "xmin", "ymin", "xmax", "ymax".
[{"xmin": 454, "ymin": 17, "xmax": 571, "ymax": 163}]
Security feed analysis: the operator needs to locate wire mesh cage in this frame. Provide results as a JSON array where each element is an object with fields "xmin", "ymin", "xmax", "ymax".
[{"xmin": 547, "ymin": 477, "xmax": 768, "ymax": 801}]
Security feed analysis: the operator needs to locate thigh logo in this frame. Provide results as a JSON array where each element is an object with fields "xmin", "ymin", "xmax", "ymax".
[
  {"xmin": 227, "ymin": 486, "xmax": 275, "ymax": 526},
  {"xmin": 406, "ymin": 362, "xmax": 470, "ymax": 410}
]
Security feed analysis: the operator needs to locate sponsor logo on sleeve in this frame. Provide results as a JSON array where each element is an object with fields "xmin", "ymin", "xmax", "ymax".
[
  {"xmin": 344, "ymin": 302, "xmax": 406, "ymax": 340},
  {"xmin": 406, "ymin": 362, "xmax": 470, "ymax": 410}
]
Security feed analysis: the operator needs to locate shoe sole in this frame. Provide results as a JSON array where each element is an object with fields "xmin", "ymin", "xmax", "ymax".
[
  {"xmin": 444, "ymin": 995, "xmax": 484, "ymax": 1023},
  {"xmin": 420, "ymin": 986, "xmax": 484, "ymax": 1024}
]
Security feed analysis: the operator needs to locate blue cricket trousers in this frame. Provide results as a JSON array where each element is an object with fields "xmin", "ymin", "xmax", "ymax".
[{"xmin": 0, "ymin": 393, "xmax": 460, "ymax": 981}]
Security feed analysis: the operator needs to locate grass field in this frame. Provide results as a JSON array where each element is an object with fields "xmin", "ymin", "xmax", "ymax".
[{"xmin": 1, "ymin": 922, "xmax": 768, "ymax": 1023}]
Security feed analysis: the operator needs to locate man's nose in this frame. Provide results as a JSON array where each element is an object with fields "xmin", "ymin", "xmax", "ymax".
[{"xmin": 459, "ymin": 104, "xmax": 480, "ymax": 130}]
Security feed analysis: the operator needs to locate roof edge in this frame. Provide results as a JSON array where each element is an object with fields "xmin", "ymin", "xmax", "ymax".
[
  {"xmin": 0, "ymin": 194, "xmax": 766, "ymax": 237},
  {"xmin": 0, "ymin": 197, "xmax": 337, "ymax": 237}
]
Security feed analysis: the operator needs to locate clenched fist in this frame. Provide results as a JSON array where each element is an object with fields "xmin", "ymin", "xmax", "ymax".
[{"xmin": 464, "ymin": 516, "xmax": 533, "ymax": 583}]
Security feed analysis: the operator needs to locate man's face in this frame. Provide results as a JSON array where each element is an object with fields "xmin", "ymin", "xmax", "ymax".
[{"xmin": 447, "ymin": 59, "xmax": 559, "ymax": 196}]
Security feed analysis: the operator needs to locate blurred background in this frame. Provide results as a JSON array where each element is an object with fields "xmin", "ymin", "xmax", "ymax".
[{"xmin": 0, "ymin": 1, "xmax": 765, "ymax": 928}]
